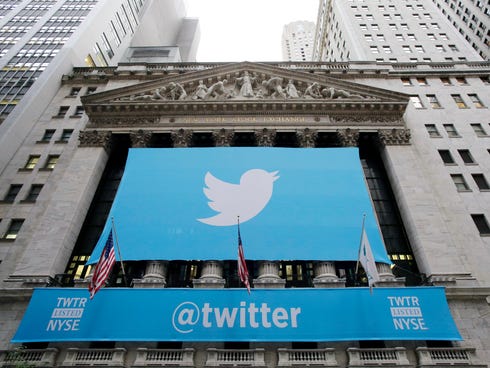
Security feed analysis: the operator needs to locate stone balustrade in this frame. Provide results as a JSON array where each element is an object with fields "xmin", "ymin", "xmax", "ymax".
[
  {"xmin": 0, "ymin": 348, "xmax": 58, "ymax": 367},
  {"xmin": 205, "ymin": 348, "xmax": 266, "ymax": 367},
  {"xmin": 132, "ymin": 348, "xmax": 195, "ymax": 367},
  {"xmin": 277, "ymin": 348, "xmax": 338, "ymax": 366},
  {"xmin": 347, "ymin": 347, "xmax": 411, "ymax": 367},
  {"xmin": 416, "ymin": 347, "xmax": 487, "ymax": 367},
  {"xmin": 62, "ymin": 347, "xmax": 126, "ymax": 366}
]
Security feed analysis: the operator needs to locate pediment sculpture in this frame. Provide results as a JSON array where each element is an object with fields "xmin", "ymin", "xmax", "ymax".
[{"xmin": 114, "ymin": 71, "xmax": 375, "ymax": 103}]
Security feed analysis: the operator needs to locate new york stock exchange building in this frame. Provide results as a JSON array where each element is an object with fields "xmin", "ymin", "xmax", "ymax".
[{"xmin": 0, "ymin": 60, "xmax": 489, "ymax": 368}]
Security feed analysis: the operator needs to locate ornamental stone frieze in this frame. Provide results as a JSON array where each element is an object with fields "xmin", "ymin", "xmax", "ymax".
[
  {"xmin": 337, "ymin": 128, "xmax": 360, "ymax": 147},
  {"xmin": 130, "ymin": 130, "xmax": 152, "ymax": 148},
  {"xmin": 78, "ymin": 130, "xmax": 112, "ymax": 151},
  {"xmin": 81, "ymin": 62, "xmax": 410, "ymax": 123},
  {"xmin": 212, "ymin": 128, "xmax": 234, "ymax": 147},
  {"xmin": 171, "ymin": 128, "xmax": 193, "ymax": 147},
  {"xmin": 297, "ymin": 128, "xmax": 318, "ymax": 148},
  {"xmin": 378, "ymin": 128, "xmax": 411, "ymax": 146},
  {"xmin": 255, "ymin": 128, "xmax": 276, "ymax": 147},
  {"xmin": 87, "ymin": 117, "xmax": 160, "ymax": 128},
  {"xmin": 110, "ymin": 72, "xmax": 378, "ymax": 103},
  {"xmin": 330, "ymin": 116, "xmax": 405, "ymax": 127}
]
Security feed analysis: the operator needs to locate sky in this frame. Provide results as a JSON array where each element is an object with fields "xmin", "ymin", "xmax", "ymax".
[{"xmin": 184, "ymin": 0, "xmax": 319, "ymax": 62}]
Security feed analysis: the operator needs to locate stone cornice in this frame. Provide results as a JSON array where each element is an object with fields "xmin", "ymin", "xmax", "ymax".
[{"xmin": 444, "ymin": 286, "xmax": 490, "ymax": 301}]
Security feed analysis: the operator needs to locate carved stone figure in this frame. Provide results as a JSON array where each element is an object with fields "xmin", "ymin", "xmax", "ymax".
[
  {"xmin": 235, "ymin": 71, "xmax": 256, "ymax": 98},
  {"xmin": 304, "ymin": 82, "xmax": 322, "ymax": 99},
  {"xmin": 322, "ymin": 87, "xmax": 364, "ymax": 99},
  {"xmin": 151, "ymin": 87, "xmax": 165, "ymax": 100},
  {"xmin": 262, "ymin": 77, "xmax": 286, "ymax": 99},
  {"xmin": 167, "ymin": 82, "xmax": 187, "ymax": 100},
  {"xmin": 204, "ymin": 79, "xmax": 229, "ymax": 99},
  {"xmin": 192, "ymin": 80, "xmax": 208, "ymax": 100},
  {"xmin": 286, "ymin": 79, "xmax": 299, "ymax": 98}
]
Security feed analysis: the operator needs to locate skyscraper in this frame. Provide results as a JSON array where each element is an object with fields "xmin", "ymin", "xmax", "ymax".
[
  {"xmin": 313, "ymin": 0, "xmax": 482, "ymax": 62},
  {"xmin": 429, "ymin": 0, "xmax": 489, "ymax": 61},
  {"xmin": 282, "ymin": 21, "xmax": 315, "ymax": 61}
]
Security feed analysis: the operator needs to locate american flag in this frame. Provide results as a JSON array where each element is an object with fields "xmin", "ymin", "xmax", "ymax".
[
  {"xmin": 238, "ymin": 226, "xmax": 251, "ymax": 294},
  {"xmin": 89, "ymin": 230, "xmax": 116, "ymax": 299}
]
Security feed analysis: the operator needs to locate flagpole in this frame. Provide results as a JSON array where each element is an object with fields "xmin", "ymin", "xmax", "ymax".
[
  {"xmin": 355, "ymin": 213, "xmax": 366, "ymax": 277},
  {"xmin": 111, "ymin": 217, "xmax": 127, "ymax": 286}
]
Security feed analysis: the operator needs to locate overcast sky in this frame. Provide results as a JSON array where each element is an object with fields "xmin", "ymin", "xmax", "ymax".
[{"xmin": 184, "ymin": 0, "xmax": 319, "ymax": 62}]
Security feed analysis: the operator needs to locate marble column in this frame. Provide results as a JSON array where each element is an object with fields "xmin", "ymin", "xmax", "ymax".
[
  {"xmin": 253, "ymin": 261, "xmax": 285, "ymax": 288},
  {"xmin": 133, "ymin": 261, "xmax": 168, "ymax": 288},
  {"xmin": 193, "ymin": 261, "xmax": 225, "ymax": 288},
  {"xmin": 313, "ymin": 261, "xmax": 345, "ymax": 288},
  {"xmin": 375, "ymin": 262, "xmax": 405, "ymax": 287}
]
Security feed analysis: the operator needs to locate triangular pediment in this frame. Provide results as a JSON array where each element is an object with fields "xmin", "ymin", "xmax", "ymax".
[{"xmin": 82, "ymin": 61, "xmax": 409, "ymax": 119}]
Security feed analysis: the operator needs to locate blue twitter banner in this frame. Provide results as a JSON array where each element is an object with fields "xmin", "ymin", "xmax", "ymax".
[
  {"xmin": 89, "ymin": 147, "xmax": 390, "ymax": 263},
  {"xmin": 12, "ymin": 287, "xmax": 461, "ymax": 342}
]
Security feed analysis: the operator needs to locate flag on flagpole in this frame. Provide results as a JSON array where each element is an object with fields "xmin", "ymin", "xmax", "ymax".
[
  {"xmin": 358, "ymin": 228, "xmax": 380, "ymax": 292},
  {"xmin": 237, "ymin": 223, "xmax": 251, "ymax": 294},
  {"xmin": 89, "ymin": 230, "xmax": 116, "ymax": 299}
]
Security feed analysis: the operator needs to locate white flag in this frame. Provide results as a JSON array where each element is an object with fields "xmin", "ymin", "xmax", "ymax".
[{"xmin": 359, "ymin": 229, "xmax": 380, "ymax": 290}]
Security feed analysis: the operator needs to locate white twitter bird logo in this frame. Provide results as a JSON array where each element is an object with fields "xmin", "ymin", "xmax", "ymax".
[{"xmin": 198, "ymin": 169, "xmax": 280, "ymax": 226}]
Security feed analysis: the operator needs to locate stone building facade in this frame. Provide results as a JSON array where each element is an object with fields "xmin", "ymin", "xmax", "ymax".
[{"xmin": 0, "ymin": 60, "xmax": 489, "ymax": 367}]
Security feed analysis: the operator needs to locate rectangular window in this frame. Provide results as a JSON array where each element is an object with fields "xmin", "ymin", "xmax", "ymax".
[
  {"xmin": 69, "ymin": 87, "xmax": 81, "ymax": 97},
  {"xmin": 58, "ymin": 129, "xmax": 73, "ymax": 143},
  {"xmin": 458, "ymin": 149, "xmax": 475, "ymax": 164},
  {"xmin": 438, "ymin": 150, "xmax": 454, "ymax": 164},
  {"xmin": 451, "ymin": 174, "xmax": 470, "ymax": 191},
  {"xmin": 417, "ymin": 77, "xmax": 428, "ymax": 86},
  {"xmin": 383, "ymin": 46, "xmax": 392, "ymax": 53},
  {"xmin": 370, "ymin": 46, "xmax": 379, "ymax": 53},
  {"xmin": 3, "ymin": 184, "xmax": 22, "ymax": 202},
  {"xmin": 472, "ymin": 174, "xmax": 490, "ymax": 190},
  {"xmin": 435, "ymin": 45, "xmax": 446, "ymax": 52},
  {"xmin": 401, "ymin": 78, "xmax": 412, "ymax": 86},
  {"xmin": 376, "ymin": 34, "xmax": 385, "ymax": 41},
  {"xmin": 471, "ymin": 123, "xmax": 487, "ymax": 137},
  {"xmin": 410, "ymin": 96, "xmax": 424, "ymax": 108},
  {"xmin": 443, "ymin": 124, "xmax": 460, "ymax": 137},
  {"xmin": 86, "ymin": 87, "xmax": 97, "ymax": 95},
  {"xmin": 44, "ymin": 155, "xmax": 59, "ymax": 170},
  {"xmin": 24, "ymin": 184, "xmax": 43, "ymax": 202},
  {"xmin": 395, "ymin": 34, "xmax": 404, "ymax": 41},
  {"xmin": 456, "ymin": 77, "xmax": 468, "ymax": 85},
  {"xmin": 414, "ymin": 45, "xmax": 425, "ymax": 53},
  {"xmin": 74, "ymin": 106, "xmax": 84, "ymax": 116},
  {"xmin": 23, "ymin": 155, "xmax": 40, "ymax": 170},
  {"xmin": 425, "ymin": 124, "xmax": 441, "ymax": 137},
  {"xmin": 364, "ymin": 34, "xmax": 373, "ymax": 41},
  {"xmin": 468, "ymin": 94, "xmax": 484, "ymax": 108},
  {"xmin": 471, "ymin": 214, "xmax": 490, "ymax": 235},
  {"xmin": 427, "ymin": 94, "xmax": 442, "ymax": 108},
  {"xmin": 101, "ymin": 32, "xmax": 114, "ymax": 59},
  {"xmin": 39, "ymin": 129, "xmax": 55, "ymax": 143},
  {"xmin": 440, "ymin": 77, "xmax": 452, "ymax": 86},
  {"xmin": 4, "ymin": 219, "xmax": 24, "ymax": 240},
  {"xmin": 403, "ymin": 45, "xmax": 412, "ymax": 53},
  {"xmin": 452, "ymin": 94, "xmax": 468, "ymax": 108},
  {"xmin": 55, "ymin": 106, "xmax": 69, "ymax": 118}
]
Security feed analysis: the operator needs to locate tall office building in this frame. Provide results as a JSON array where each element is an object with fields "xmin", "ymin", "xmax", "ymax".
[
  {"xmin": 0, "ymin": 1, "xmax": 489, "ymax": 368},
  {"xmin": 313, "ymin": 0, "xmax": 482, "ymax": 62},
  {"xmin": 281, "ymin": 21, "xmax": 315, "ymax": 61},
  {"xmin": 430, "ymin": 0, "xmax": 489, "ymax": 61},
  {"xmin": 0, "ymin": 0, "xmax": 199, "ymax": 186}
]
